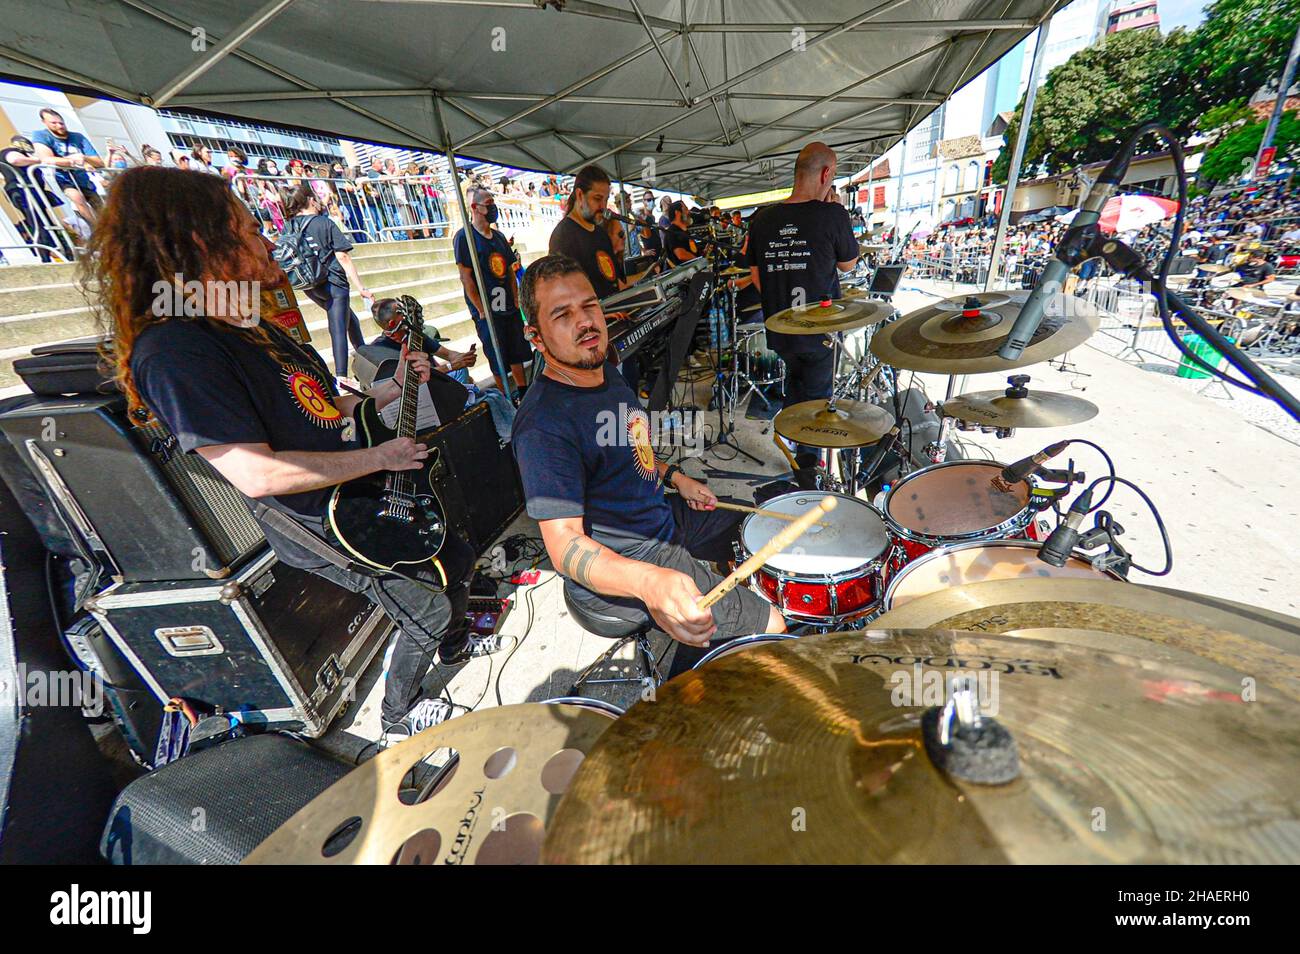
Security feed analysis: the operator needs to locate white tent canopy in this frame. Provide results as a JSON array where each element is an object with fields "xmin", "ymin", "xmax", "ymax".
[{"xmin": 0, "ymin": 0, "xmax": 1061, "ymax": 197}]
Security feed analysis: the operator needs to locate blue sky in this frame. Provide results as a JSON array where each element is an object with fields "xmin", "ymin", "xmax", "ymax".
[{"xmin": 1159, "ymin": 0, "xmax": 1208, "ymax": 31}]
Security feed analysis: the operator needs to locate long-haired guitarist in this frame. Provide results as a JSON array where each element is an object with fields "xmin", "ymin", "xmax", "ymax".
[{"xmin": 89, "ymin": 166, "xmax": 480, "ymax": 737}]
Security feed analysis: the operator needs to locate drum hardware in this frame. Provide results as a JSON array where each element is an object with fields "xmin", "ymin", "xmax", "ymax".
[
  {"xmin": 703, "ymin": 268, "xmax": 764, "ymax": 466},
  {"xmin": 542, "ymin": 627, "xmax": 1300, "ymax": 863}
]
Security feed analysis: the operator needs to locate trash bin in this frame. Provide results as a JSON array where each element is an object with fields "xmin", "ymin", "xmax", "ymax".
[{"xmin": 1176, "ymin": 333, "xmax": 1236, "ymax": 380}]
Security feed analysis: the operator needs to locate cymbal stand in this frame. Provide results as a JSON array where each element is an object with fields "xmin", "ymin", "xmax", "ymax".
[{"xmin": 705, "ymin": 274, "xmax": 762, "ymax": 465}]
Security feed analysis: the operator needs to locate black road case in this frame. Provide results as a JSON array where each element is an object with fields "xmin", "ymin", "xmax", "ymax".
[{"xmin": 85, "ymin": 549, "xmax": 391, "ymax": 736}]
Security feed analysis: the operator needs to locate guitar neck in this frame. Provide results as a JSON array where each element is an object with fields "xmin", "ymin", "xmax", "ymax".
[{"xmin": 394, "ymin": 326, "xmax": 424, "ymax": 440}]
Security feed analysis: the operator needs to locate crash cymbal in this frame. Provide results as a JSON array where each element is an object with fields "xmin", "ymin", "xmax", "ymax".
[
  {"xmin": 244, "ymin": 703, "xmax": 616, "ymax": 865},
  {"xmin": 542, "ymin": 629, "xmax": 1300, "ymax": 864},
  {"xmin": 841, "ymin": 286, "xmax": 868, "ymax": 299},
  {"xmin": 943, "ymin": 388, "xmax": 1099, "ymax": 428},
  {"xmin": 718, "ymin": 265, "xmax": 749, "ymax": 277},
  {"xmin": 869, "ymin": 291, "xmax": 1100, "ymax": 373},
  {"xmin": 774, "ymin": 398, "xmax": 894, "ymax": 448},
  {"xmin": 873, "ymin": 578, "xmax": 1300, "ymax": 702},
  {"xmin": 1197, "ymin": 263, "xmax": 1232, "ymax": 274},
  {"xmin": 765, "ymin": 298, "xmax": 890, "ymax": 335},
  {"xmin": 740, "ymin": 302, "xmax": 762, "ymax": 313}
]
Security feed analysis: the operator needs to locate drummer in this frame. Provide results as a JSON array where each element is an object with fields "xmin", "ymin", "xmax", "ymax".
[
  {"xmin": 746, "ymin": 142, "xmax": 859, "ymax": 489},
  {"xmin": 1237, "ymin": 249, "xmax": 1277, "ymax": 291},
  {"xmin": 512, "ymin": 254, "xmax": 785, "ymax": 677}
]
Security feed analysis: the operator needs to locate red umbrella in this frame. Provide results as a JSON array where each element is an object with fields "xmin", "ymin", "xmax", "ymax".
[{"xmin": 1098, "ymin": 195, "xmax": 1180, "ymax": 234}]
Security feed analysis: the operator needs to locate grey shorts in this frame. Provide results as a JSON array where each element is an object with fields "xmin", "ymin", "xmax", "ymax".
[{"xmin": 566, "ymin": 537, "xmax": 773, "ymax": 641}]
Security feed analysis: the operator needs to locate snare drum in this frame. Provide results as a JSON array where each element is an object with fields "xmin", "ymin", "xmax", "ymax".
[
  {"xmin": 739, "ymin": 491, "xmax": 893, "ymax": 624},
  {"xmin": 692, "ymin": 633, "xmax": 799, "ymax": 670},
  {"xmin": 883, "ymin": 460, "xmax": 1041, "ymax": 562},
  {"xmin": 882, "ymin": 539, "xmax": 1123, "ymax": 610}
]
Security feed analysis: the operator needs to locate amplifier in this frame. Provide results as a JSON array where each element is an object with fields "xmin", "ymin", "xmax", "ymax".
[
  {"xmin": 0, "ymin": 394, "xmax": 266, "ymax": 582},
  {"xmin": 422, "ymin": 401, "xmax": 524, "ymax": 555},
  {"xmin": 85, "ymin": 548, "xmax": 392, "ymax": 737}
]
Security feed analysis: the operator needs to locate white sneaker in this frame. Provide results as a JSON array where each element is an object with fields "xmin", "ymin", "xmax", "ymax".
[{"xmin": 383, "ymin": 698, "xmax": 452, "ymax": 741}]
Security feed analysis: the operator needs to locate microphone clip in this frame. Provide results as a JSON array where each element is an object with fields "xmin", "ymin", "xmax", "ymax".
[{"xmin": 1077, "ymin": 509, "xmax": 1132, "ymax": 579}]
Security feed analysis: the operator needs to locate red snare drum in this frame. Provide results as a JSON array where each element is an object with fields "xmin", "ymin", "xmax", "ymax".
[
  {"xmin": 883, "ymin": 460, "xmax": 1041, "ymax": 562},
  {"xmin": 740, "ymin": 491, "xmax": 893, "ymax": 625}
]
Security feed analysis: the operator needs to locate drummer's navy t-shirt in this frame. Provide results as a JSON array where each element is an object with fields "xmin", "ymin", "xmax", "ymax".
[{"xmin": 511, "ymin": 362, "xmax": 673, "ymax": 551}]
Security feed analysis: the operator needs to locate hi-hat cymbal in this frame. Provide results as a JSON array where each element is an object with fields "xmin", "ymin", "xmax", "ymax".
[
  {"xmin": 765, "ymin": 298, "xmax": 890, "ymax": 335},
  {"xmin": 740, "ymin": 302, "xmax": 762, "ymax": 313},
  {"xmin": 244, "ymin": 703, "xmax": 616, "ymax": 865},
  {"xmin": 873, "ymin": 578, "xmax": 1300, "ymax": 702},
  {"xmin": 1197, "ymin": 263, "xmax": 1232, "ymax": 274},
  {"xmin": 542, "ymin": 629, "xmax": 1300, "ymax": 864},
  {"xmin": 774, "ymin": 398, "xmax": 894, "ymax": 448},
  {"xmin": 943, "ymin": 387, "xmax": 1099, "ymax": 428},
  {"xmin": 870, "ymin": 291, "xmax": 1100, "ymax": 373}
]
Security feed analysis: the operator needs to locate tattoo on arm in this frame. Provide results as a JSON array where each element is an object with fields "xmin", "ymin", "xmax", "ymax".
[{"xmin": 560, "ymin": 535, "xmax": 602, "ymax": 589}]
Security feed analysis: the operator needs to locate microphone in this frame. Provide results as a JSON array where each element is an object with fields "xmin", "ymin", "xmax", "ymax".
[
  {"xmin": 998, "ymin": 138, "xmax": 1140, "ymax": 361},
  {"xmin": 1039, "ymin": 487, "xmax": 1094, "ymax": 566},
  {"xmin": 991, "ymin": 440, "xmax": 1069, "ymax": 493}
]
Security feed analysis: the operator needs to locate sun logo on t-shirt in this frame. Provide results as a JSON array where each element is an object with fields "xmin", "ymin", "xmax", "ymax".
[
  {"xmin": 283, "ymin": 367, "xmax": 342, "ymax": 427},
  {"xmin": 627, "ymin": 409, "xmax": 656, "ymax": 481},
  {"xmin": 596, "ymin": 250, "xmax": 616, "ymax": 282},
  {"xmin": 488, "ymin": 251, "xmax": 507, "ymax": 279}
]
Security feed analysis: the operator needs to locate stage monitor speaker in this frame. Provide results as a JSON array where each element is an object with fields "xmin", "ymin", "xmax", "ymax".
[{"xmin": 0, "ymin": 395, "xmax": 266, "ymax": 583}]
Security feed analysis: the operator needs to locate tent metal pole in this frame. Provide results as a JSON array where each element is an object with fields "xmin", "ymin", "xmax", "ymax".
[
  {"xmin": 150, "ymin": 0, "xmax": 297, "ymax": 107},
  {"xmin": 893, "ymin": 132, "xmax": 907, "ymax": 241},
  {"xmin": 985, "ymin": 21, "xmax": 1050, "ymax": 292},
  {"xmin": 435, "ymin": 95, "xmax": 515, "ymax": 402}
]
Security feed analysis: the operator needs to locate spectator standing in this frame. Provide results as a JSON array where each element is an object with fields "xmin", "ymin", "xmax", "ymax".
[
  {"xmin": 29, "ymin": 108, "xmax": 103, "ymax": 225},
  {"xmin": 283, "ymin": 182, "xmax": 374, "ymax": 378}
]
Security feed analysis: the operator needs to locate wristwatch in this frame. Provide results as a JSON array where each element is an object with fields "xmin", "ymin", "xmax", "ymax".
[{"xmin": 662, "ymin": 463, "xmax": 682, "ymax": 487}]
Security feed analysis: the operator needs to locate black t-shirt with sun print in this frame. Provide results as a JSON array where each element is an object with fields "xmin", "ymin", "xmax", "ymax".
[
  {"xmin": 510, "ymin": 362, "xmax": 673, "ymax": 553},
  {"xmin": 131, "ymin": 316, "xmax": 353, "ymax": 525},
  {"xmin": 548, "ymin": 216, "xmax": 620, "ymax": 300}
]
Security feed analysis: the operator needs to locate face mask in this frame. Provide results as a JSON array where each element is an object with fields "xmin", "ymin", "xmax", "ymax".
[{"xmin": 485, "ymin": 204, "xmax": 499, "ymax": 224}]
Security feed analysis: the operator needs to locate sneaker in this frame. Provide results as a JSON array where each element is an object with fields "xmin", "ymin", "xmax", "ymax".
[
  {"xmin": 383, "ymin": 697, "xmax": 452, "ymax": 740},
  {"xmin": 436, "ymin": 633, "xmax": 502, "ymax": 666}
]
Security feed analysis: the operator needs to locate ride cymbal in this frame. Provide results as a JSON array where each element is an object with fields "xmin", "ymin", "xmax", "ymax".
[
  {"xmin": 870, "ymin": 291, "xmax": 1100, "ymax": 373},
  {"xmin": 943, "ymin": 388, "xmax": 1099, "ymax": 428},
  {"xmin": 244, "ymin": 703, "xmax": 616, "ymax": 865},
  {"xmin": 765, "ymin": 298, "xmax": 891, "ymax": 335},
  {"xmin": 873, "ymin": 578, "xmax": 1300, "ymax": 702},
  {"xmin": 542, "ymin": 629, "xmax": 1300, "ymax": 864},
  {"xmin": 774, "ymin": 398, "xmax": 895, "ymax": 448}
]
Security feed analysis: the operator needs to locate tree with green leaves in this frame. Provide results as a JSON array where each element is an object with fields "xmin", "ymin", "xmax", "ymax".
[
  {"xmin": 992, "ymin": 28, "xmax": 1184, "ymax": 184},
  {"xmin": 991, "ymin": 0, "xmax": 1300, "ymax": 184},
  {"xmin": 1199, "ymin": 110, "xmax": 1300, "ymax": 183}
]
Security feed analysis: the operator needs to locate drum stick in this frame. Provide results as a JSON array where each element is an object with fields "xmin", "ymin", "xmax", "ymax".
[
  {"xmin": 712, "ymin": 500, "xmax": 832, "ymax": 526},
  {"xmin": 698, "ymin": 497, "xmax": 837, "ymax": 610}
]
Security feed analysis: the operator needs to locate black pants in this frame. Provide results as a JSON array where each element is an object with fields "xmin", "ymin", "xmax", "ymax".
[
  {"xmin": 304, "ymin": 281, "xmax": 366, "ymax": 377},
  {"xmin": 774, "ymin": 344, "xmax": 835, "ymax": 461},
  {"xmin": 567, "ymin": 496, "xmax": 773, "ymax": 679},
  {"xmin": 308, "ymin": 533, "xmax": 475, "ymax": 724}
]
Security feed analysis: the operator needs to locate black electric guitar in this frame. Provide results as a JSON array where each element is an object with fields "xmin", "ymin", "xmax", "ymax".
[{"xmin": 327, "ymin": 295, "xmax": 448, "ymax": 572}]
